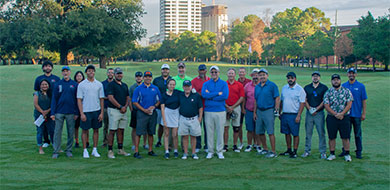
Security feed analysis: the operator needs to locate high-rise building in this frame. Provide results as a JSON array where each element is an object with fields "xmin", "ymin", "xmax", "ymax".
[{"xmin": 201, "ymin": 4, "xmax": 228, "ymax": 34}]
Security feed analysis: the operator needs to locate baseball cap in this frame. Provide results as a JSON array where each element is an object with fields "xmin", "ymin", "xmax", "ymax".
[
  {"xmin": 114, "ymin": 67, "xmax": 123, "ymax": 74},
  {"xmin": 312, "ymin": 71, "xmax": 321, "ymax": 76},
  {"xmin": 251, "ymin": 68, "xmax": 260, "ymax": 74},
  {"xmin": 42, "ymin": 60, "xmax": 53, "ymax": 68},
  {"xmin": 178, "ymin": 62, "xmax": 185, "ymax": 68},
  {"xmin": 198, "ymin": 64, "xmax": 207, "ymax": 70},
  {"xmin": 331, "ymin": 74, "xmax": 341, "ymax": 80},
  {"xmin": 259, "ymin": 68, "xmax": 268, "ymax": 74},
  {"xmin": 61, "ymin": 66, "xmax": 70, "ymax": 71},
  {"xmin": 347, "ymin": 67, "xmax": 357, "ymax": 73},
  {"xmin": 85, "ymin": 64, "xmax": 95, "ymax": 72},
  {"xmin": 183, "ymin": 80, "xmax": 192, "ymax": 86},
  {"xmin": 210, "ymin": 65, "xmax": 220, "ymax": 72},
  {"xmin": 286, "ymin": 72, "xmax": 296, "ymax": 78},
  {"xmin": 144, "ymin": 71, "xmax": 153, "ymax": 77},
  {"xmin": 161, "ymin": 64, "xmax": 170, "ymax": 70},
  {"xmin": 135, "ymin": 71, "xmax": 143, "ymax": 77}
]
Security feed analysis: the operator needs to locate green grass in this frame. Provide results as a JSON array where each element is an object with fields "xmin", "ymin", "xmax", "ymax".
[{"xmin": 1, "ymin": 62, "xmax": 389, "ymax": 189}]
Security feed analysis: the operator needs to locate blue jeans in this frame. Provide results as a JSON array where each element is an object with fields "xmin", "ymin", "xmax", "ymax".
[
  {"xmin": 350, "ymin": 117, "xmax": 362, "ymax": 154},
  {"xmin": 35, "ymin": 116, "xmax": 54, "ymax": 146}
]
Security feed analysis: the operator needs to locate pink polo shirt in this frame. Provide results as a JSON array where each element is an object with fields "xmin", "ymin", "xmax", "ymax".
[{"xmin": 244, "ymin": 81, "xmax": 256, "ymax": 112}]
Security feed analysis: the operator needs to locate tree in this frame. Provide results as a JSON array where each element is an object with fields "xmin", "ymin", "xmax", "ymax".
[
  {"xmin": 176, "ymin": 31, "xmax": 198, "ymax": 61},
  {"xmin": 303, "ymin": 31, "xmax": 333, "ymax": 69},
  {"xmin": 274, "ymin": 37, "xmax": 301, "ymax": 65},
  {"xmin": 334, "ymin": 32, "xmax": 353, "ymax": 69},
  {"xmin": 196, "ymin": 31, "xmax": 216, "ymax": 62},
  {"xmin": 229, "ymin": 43, "xmax": 240, "ymax": 64}
]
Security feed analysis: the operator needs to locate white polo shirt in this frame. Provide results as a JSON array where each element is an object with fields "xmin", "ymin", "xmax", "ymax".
[
  {"xmin": 281, "ymin": 83, "xmax": 306, "ymax": 113},
  {"xmin": 77, "ymin": 78, "xmax": 105, "ymax": 113}
]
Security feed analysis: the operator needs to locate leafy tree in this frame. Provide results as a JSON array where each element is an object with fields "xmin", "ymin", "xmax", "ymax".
[
  {"xmin": 196, "ymin": 31, "xmax": 216, "ymax": 62},
  {"xmin": 303, "ymin": 31, "xmax": 333, "ymax": 69},
  {"xmin": 274, "ymin": 37, "xmax": 301, "ymax": 65},
  {"xmin": 176, "ymin": 31, "xmax": 198, "ymax": 61},
  {"xmin": 229, "ymin": 43, "xmax": 240, "ymax": 64}
]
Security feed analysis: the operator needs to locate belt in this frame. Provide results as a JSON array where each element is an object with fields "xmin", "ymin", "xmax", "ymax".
[
  {"xmin": 183, "ymin": 116, "xmax": 197, "ymax": 120},
  {"xmin": 283, "ymin": 112, "xmax": 298, "ymax": 115},
  {"xmin": 258, "ymin": 107, "xmax": 272, "ymax": 111}
]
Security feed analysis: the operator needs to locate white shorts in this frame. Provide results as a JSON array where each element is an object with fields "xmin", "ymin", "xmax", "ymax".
[
  {"xmin": 108, "ymin": 108, "xmax": 128, "ymax": 130},
  {"xmin": 160, "ymin": 108, "xmax": 179, "ymax": 128},
  {"xmin": 178, "ymin": 115, "xmax": 201, "ymax": 136},
  {"xmin": 225, "ymin": 106, "xmax": 241, "ymax": 127}
]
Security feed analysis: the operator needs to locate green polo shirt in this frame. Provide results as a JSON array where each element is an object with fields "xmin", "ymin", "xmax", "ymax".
[{"xmin": 172, "ymin": 75, "xmax": 192, "ymax": 91}]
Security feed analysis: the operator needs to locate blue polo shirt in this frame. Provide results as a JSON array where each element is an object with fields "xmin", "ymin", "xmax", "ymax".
[
  {"xmin": 342, "ymin": 80, "xmax": 367, "ymax": 117},
  {"xmin": 132, "ymin": 83, "xmax": 162, "ymax": 109},
  {"xmin": 201, "ymin": 78, "xmax": 229, "ymax": 112},
  {"xmin": 255, "ymin": 80, "xmax": 279, "ymax": 110},
  {"xmin": 51, "ymin": 79, "xmax": 79, "ymax": 116},
  {"xmin": 34, "ymin": 74, "xmax": 61, "ymax": 91}
]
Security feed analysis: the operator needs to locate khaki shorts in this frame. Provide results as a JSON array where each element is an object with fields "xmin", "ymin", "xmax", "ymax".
[
  {"xmin": 225, "ymin": 106, "xmax": 241, "ymax": 127},
  {"xmin": 178, "ymin": 115, "xmax": 201, "ymax": 136},
  {"xmin": 108, "ymin": 108, "xmax": 128, "ymax": 130}
]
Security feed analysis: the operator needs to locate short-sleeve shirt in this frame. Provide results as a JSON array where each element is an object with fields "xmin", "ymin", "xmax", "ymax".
[
  {"xmin": 161, "ymin": 90, "xmax": 181, "ymax": 110},
  {"xmin": 304, "ymin": 83, "xmax": 328, "ymax": 112},
  {"xmin": 238, "ymin": 77, "xmax": 252, "ymax": 89},
  {"xmin": 226, "ymin": 80, "xmax": 245, "ymax": 106},
  {"xmin": 77, "ymin": 79, "xmax": 104, "ymax": 112},
  {"xmin": 342, "ymin": 80, "xmax": 367, "ymax": 117},
  {"xmin": 173, "ymin": 75, "xmax": 193, "ymax": 91},
  {"xmin": 34, "ymin": 74, "xmax": 60, "ymax": 91},
  {"xmin": 244, "ymin": 81, "xmax": 256, "ymax": 111},
  {"xmin": 191, "ymin": 76, "xmax": 210, "ymax": 108},
  {"xmin": 107, "ymin": 80, "xmax": 129, "ymax": 108},
  {"xmin": 33, "ymin": 91, "xmax": 51, "ymax": 118},
  {"xmin": 179, "ymin": 92, "xmax": 203, "ymax": 117},
  {"xmin": 153, "ymin": 75, "xmax": 172, "ymax": 95},
  {"xmin": 102, "ymin": 79, "xmax": 112, "ymax": 108},
  {"xmin": 281, "ymin": 83, "xmax": 306, "ymax": 113},
  {"xmin": 129, "ymin": 82, "xmax": 141, "ymax": 110},
  {"xmin": 254, "ymin": 80, "xmax": 279, "ymax": 110},
  {"xmin": 323, "ymin": 87, "xmax": 354, "ymax": 115},
  {"xmin": 132, "ymin": 83, "xmax": 162, "ymax": 109}
]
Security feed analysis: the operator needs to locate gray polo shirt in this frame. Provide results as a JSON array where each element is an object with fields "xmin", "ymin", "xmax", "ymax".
[{"xmin": 77, "ymin": 78, "xmax": 105, "ymax": 112}]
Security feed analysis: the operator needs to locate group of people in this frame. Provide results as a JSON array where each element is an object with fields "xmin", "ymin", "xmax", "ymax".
[{"xmin": 33, "ymin": 61, "xmax": 367, "ymax": 162}]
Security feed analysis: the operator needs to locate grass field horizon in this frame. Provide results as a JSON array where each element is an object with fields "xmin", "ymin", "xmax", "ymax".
[{"xmin": 1, "ymin": 62, "xmax": 389, "ymax": 189}]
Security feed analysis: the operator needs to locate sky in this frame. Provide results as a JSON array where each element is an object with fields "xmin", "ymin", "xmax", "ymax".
[{"xmin": 139, "ymin": 0, "xmax": 389, "ymax": 45}]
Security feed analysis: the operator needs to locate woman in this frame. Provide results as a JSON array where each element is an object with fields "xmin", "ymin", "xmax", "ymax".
[
  {"xmin": 33, "ymin": 79, "xmax": 54, "ymax": 154},
  {"xmin": 160, "ymin": 79, "xmax": 181, "ymax": 159},
  {"xmin": 73, "ymin": 71, "xmax": 88, "ymax": 148}
]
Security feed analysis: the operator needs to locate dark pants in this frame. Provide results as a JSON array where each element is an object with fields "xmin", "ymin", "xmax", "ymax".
[
  {"xmin": 350, "ymin": 117, "xmax": 362, "ymax": 154},
  {"xmin": 196, "ymin": 113, "xmax": 208, "ymax": 149},
  {"xmin": 42, "ymin": 122, "xmax": 52, "ymax": 144}
]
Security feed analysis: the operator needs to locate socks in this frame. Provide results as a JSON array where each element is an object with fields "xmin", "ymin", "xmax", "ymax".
[
  {"xmin": 330, "ymin": 151, "xmax": 335, "ymax": 155},
  {"xmin": 165, "ymin": 150, "xmax": 169, "ymax": 153},
  {"xmin": 293, "ymin": 149, "xmax": 298, "ymax": 154},
  {"xmin": 287, "ymin": 148, "xmax": 292, "ymax": 153},
  {"xmin": 118, "ymin": 143, "xmax": 123, "ymax": 149},
  {"xmin": 345, "ymin": 151, "xmax": 350, "ymax": 155},
  {"xmin": 108, "ymin": 146, "xmax": 113, "ymax": 151},
  {"xmin": 174, "ymin": 149, "xmax": 178, "ymax": 153}
]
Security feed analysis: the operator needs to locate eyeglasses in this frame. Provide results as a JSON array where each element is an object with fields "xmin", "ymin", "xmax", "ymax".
[{"xmin": 210, "ymin": 71, "xmax": 218, "ymax": 74}]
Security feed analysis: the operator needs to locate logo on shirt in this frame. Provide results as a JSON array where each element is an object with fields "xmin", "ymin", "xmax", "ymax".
[
  {"xmin": 191, "ymin": 99, "xmax": 194, "ymax": 102},
  {"xmin": 70, "ymin": 85, "xmax": 75, "ymax": 88},
  {"xmin": 151, "ymin": 88, "xmax": 155, "ymax": 91},
  {"xmin": 51, "ymin": 79, "xmax": 56, "ymax": 83},
  {"xmin": 354, "ymin": 88, "xmax": 359, "ymax": 91}
]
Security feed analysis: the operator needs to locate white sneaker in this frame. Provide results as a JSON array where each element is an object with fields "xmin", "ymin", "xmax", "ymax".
[
  {"xmin": 206, "ymin": 153, "xmax": 213, "ymax": 159},
  {"xmin": 217, "ymin": 152, "xmax": 225, "ymax": 159},
  {"xmin": 244, "ymin": 145, "xmax": 252, "ymax": 152},
  {"xmin": 91, "ymin": 149, "xmax": 101, "ymax": 158},
  {"xmin": 181, "ymin": 154, "xmax": 188, "ymax": 160},
  {"xmin": 301, "ymin": 152, "xmax": 310, "ymax": 158},
  {"xmin": 83, "ymin": 149, "xmax": 90, "ymax": 158},
  {"xmin": 327, "ymin": 154, "xmax": 336, "ymax": 161},
  {"xmin": 195, "ymin": 148, "xmax": 200, "ymax": 153},
  {"xmin": 257, "ymin": 146, "xmax": 263, "ymax": 153},
  {"xmin": 344, "ymin": 155, "xmax": 352, "ymax": 162},
  {"xmin": 238, "ymin": 143, "xmax": 244, "ymax": 150},
  {"xmin": 192, "ymin": 154, "xmax": 199, "ymax": 160},
  {"xmin": 42, "ymin": 143, "xmax": 49, "ymax": 148}
]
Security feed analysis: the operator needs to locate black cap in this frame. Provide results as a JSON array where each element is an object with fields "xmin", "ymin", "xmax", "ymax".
[
  {"xmin": 183, "ymin": 80, "xmax": 192, "ymax": 86},
  {"xmin": 331, "ymin": 74, "xmax": 341, "ymax": 80},
  {"xmin": 135, "ymin": 71, "xmax": 143, "ymax": 77},
  {"xmin": 198, "ymin": 64, "xmax": 207, "ymax": 70},
  {"xmin": 144, "ymin": 71, "xmax": 152, "ymax": 77},
  {"xmin": 42, "ymin": 60, "xmax": 53, "ymax": 68},
  {"xmin": 85, "ymin": 64, "xmax": 95, "ymax": 72},
  {"xmin": 286, "ymin": 72, "xmax": 296, "ymax": 78},
  {"xmin": 312, "ymin": 71, "xmax": 321, "ymax": 76},
  {"xmin": 114, "ymin": 67, "xmax": 123, "ymax": 74},
  {"xmin": 178, "ymin": 62, "xmax": 185, "ymax": 68},
  {"xmin": 347, "ymin": 67, "xmax": 357, "ymax": 73}
]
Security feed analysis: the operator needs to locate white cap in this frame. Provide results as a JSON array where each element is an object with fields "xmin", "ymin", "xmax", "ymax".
[
  {"xmin": 161, "ymin": 64, "xmax": 170, "ymax": 69},
  {"xmin": 210, "ymin": 65, "xmax": 220, "ymax": 72},
  {"xmin": 252, "ymin": 68, "xmax": 260, "ymax": 74}
]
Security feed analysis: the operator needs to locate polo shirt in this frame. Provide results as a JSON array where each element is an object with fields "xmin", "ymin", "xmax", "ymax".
[
  {"xmin": 102, "ymin": 79, "xmax": 112, "ymax": 108},
  {"xmin": 132, "ymin": 83, "xmax": 162, "ymax": 110},
  {"xmin": 226, "ymin": 80, "xmax": 245, "ymax": 106},
  {"xmin": 77, "ymin": 78, "xmax": 105, "ymax": 112},
  {"xmin": 34, "ymin": 74, "xmax": 60, "ymax": 91},
  {"xmin": 323, "ymin": 87, "xmax": 354, "ymax": 114},
  {"xmin": 254, "ymin": 80, "xmax": 279, "ymax": 110},
  {"xmin": 191, "ymin": 76, "xmax": 210, "ymax": 108},
  {"xmin": 161, "ymin": 90, "xmax": 181, "ymax": 109},
  {"xmin": 304, "ymin": 82, "xmax": 328, "ymax": 112},
  {"xmin": 179, "ymin": 92, "xmax": 203, "ymax": 117},
  {"xmin": 51, "ymin": 79, "xmax": 79, "ymax": 116},
  {"xmin": 107, "ymin": 80, "xmax": 129, "ymax": 108},
  {"xmin": 173, "ymin": 75, "xmax": 192, "ymax": 91},
  {"xmin": 238, "ymin": 77, "xmax": 252, "ymax": 88},
  {"xmin": 201, "ymin": 78, "xmax": 229, "ymax": 112},
  {"xmin": 129, "ymin": 82, "xmax": 141, "ymax": 110},
  {"xmin": 281, "ymin": 83, "xmax": 306, "ymax": 113},
  {"xmin": 153, "ymin": 75, "xmax": 172, "ymax": 94},
  {"xmin": 342, "ymin": 80, "xmax": 367, "ymax": 117},
  {"xmin": 244, "ymin": 81, "xmax": 256, "ymax": 111}
]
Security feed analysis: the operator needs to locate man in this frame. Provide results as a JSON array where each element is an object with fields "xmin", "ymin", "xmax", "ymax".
[
  {"xmin": 302, "ymin": 71, "xmax": 328, "ymax": 159},
  {"xmin": 237, "ymin": 67, "xmax": 252, "ymax": 149},
  {"xmin": 279, "ymin": 72, "xmax": 306, "ymax": 158},
  {"xmin": 324, "ymin": 74, "xmax": 353, "ymax": 162},
  {"xmin": 50, "ymin": 66, "xmax": 79, "ymax": 159},
  {"xmin": 224, "ymin": 68, "xmax": 245, "ymax": 153},
  {"xmin": 173, "ymin": 62, "xmax": 193, "ymax": 91},
  {"xmin": 191, "ymin": 64, "xmax": 210, "ymax": 153},
  {"xmin": 132, "ymin": 71, "xmax": 162, "ymax": 159},
  {"xmin": 243, "ymin": 68, "xmax": 259, "ymax": 152},
  {"xmin": 202, "ymin": 66, "xmax": 229, "ymax": 159},
  {"xmin": 253, "ymin": 69, "xmax": 280, "ymax": 158},
  {"xmin": 178, "ymin": 80, "xmax": 203, "ymax": 160},
  {"xmin": 106, "ymin": 67, "xmax": 131, "ymax": 158},
  {"xmin": 152, "ymin": 64, "xmax": 172, "ymax": 148},
  {"xmin": 77, "ymin": 64, "xmax": 105, "ymax": 158},
  {"xmin": 101, "ymin": 68, "xmax": 114, "ymax": 147},
  {"xmin": 34, "ymin": 60, "xmax": 60, "ymax": 147}
]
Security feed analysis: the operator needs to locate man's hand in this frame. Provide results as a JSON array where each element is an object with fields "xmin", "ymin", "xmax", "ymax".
[
  {"xmin": 50, "ymin": 115, "xmax": 55, "ymax": 121},
  {"xmin": 74, "ymin": 115, "xmax": 79, "ymax": 120},
  {"xmin": 120, "ymin": 106, "xmax": 127, "ymax": 114},
  {"xmin": 253, "ymin": 113, "xmax": 257, "ymax": 121},
  {"xmin": 242, "ymin": 109, "xmax": 246, "ymax": 115},
  {"xmin": 205, "ymin": 89, "xmax": 210, "ymax": 93},
  {"xmin": 335, "ymin": 113, "xmax": 344, "ymax": 120},
  {"xmin": 80, "ymin": 113, "xmax": 87, "ymax": 122},
  {"xmin": 226, "ymin": 106, "xmax": 233, "ymax": 113},
  {"xmin": 361, "ymin": 113, "xmax": 366, "ymax": 121},
  {"xmin": 295, "ymin": 115, "xmax": 301, "ymax": 123},
  {"xmin": 218, "ymin": 92, "xmax": 223, "ymax": 96},
  {"xmin": 98, "ymin": 113, "xmax": 103, "ymax": 122}
]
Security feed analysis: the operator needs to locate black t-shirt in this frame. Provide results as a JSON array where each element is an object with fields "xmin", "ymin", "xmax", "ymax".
[
  {"xmin": 304, "ymin": 82, "xmax": 328, "ymax": 112},
  {"xmin": 153, "ymin": 75, "xmax": 172, "ymax": 109},
  {"xmin": 179, "ymin": 92, "xmax": 203, "ymax": 117},
  {"xmin": 107, "ymin": 80, "xmax": 129, "ymax": 108},
  {"xmin": 161, "ymin": 90, "xmax": 181, "ymax": 109}
]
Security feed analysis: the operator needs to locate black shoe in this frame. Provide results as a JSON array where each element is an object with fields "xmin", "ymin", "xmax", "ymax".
[
  {"xmin": 86, "ymin": 142, "xmax": 90, "ymax": 148},
  {"xmin": 174, "ymin": 152, "xmax": 179, "ymax": 158},
  {"xmin": 75, "ymin": 143, "xmax": 79, "ymax": 148},
  {"xmin": 279, "ymin": 150, "xmax": 291, "ymax": 156},
  {"xmin": 133, "ymin": 152, "xmax": 142, "ymax": 159},
  {"xmin": 356, "ymin": 152, "xmax": 363, "ymax": 159},
  {"xmin": 233, "ymin": 145, "xmax": 239, "ymax": 152},
  {"xmin": 155, "ymin": 142, "xmax": 162, "ymax": 148},
  {"xmin": 289, "ymin": 152, "xmax": 297, "ymax": 158},
  {"xmin": 148, "ymin": 151, "xmax": 157, "ymax": 156},
  {"xmin": 164, "ymin": 153, "xmax": 170, "ymax": 159},
  {"xmin": 223, "ymin": 145, "xmax": 228, "ymax": 152}
]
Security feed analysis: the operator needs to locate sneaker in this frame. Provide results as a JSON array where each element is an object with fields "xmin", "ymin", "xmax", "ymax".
[
  {"xmin": 155, "ymin": 142, "xmax": 162, "ymax": 148},
  {"xmin": 217, "ymin": 152, "xmax": 225, "ymax": 159},
  {"xmin": 181, "ymin": 153, "xmax": 188, "ymax": 160},
  {"xmin": 133, "ymin": 152, "xmax": 142, "ymax": 159},
  {"xmin": 320, "ymin": 153, "xmax": 327, "ymax": 159},
  {"xmin": 265, "ymin": 151, "xmax": 277, "ymax": 158},
  {"xmin": 83, "ymin": 149, "xmax": 90, "ymax": 158},
  {"xmin": 74, "ymin": 143, "xmax": 80, "ymax": 148},
  {"xmin": 238, "ymin": 143, "xmax": 244, "ymax": 150},
  {"xmin": 164, "ymin": 153, "xmax": 170, "ymax": 159},
  {"xmin": 233, "ymin": 145, "xmax": 240, "ymax": 153},
  {"xmin": 148, "ymin": 151, "xmax": 157, "ymax": 156},
  {"xmin": 206, "ymin": 153, "xmax": 213, "ymax": 159},
  {"xmin": 131, "ymin": 145, "xmax": 135, "ymax": 151},
  {"xmin": 289, "ymin": 152, "xmax": 297, "ymax": 158},
  {"xmin": 244, "ymin": 145, "xmax": 252, "ymax": 152},
  {"xmin": 301, "ymin": 152, "xmax": 310, "ymax": 158},
  {"xmin": 143, "ymin": 145, "xmax": 149, "ymax": 149},
  {"xmin": 256, "ymin": 146, "xmax": 263, "ymax": 153},
  {"xmin": 195, "ymin": 148, "xmax": 200, "ymax": 153},
  {"xmin": 174, "ymin": 152, "xmax": 179, "ymax": 158},
  {"xmin": 91, "ymin": 149, "xmax": 101, "ymax": 157},
  {"xmin": 118, "ymin": 149, "xmax": 131, "ymax": 156},
  {"xmin": 66, "ymin": 152, "xmax": 73, "ymax": 157},
  {"xmin": 39, "ymin": 148, "xmax": 45, "ymax": 154},
  {"xmin": 279, "ymin": 150, "xmax": 291, "ymax": 156},
  {"xmin": 108, "ymin": 150, "xmax": 115, "ymax": 159},
  {"xmin": 42, "ymin": 143, "xmax": 49, "ymax": 148},
  {"xmin": 257, "ymin": 149, "xmax": 268, "ymax": 155},
  {"xmin": 222, "ymin": 145, "xmax": 228, "ymax": 152},
  {"xmin": 344, "ymin": 155, "xmax": 352, "ymax": 162},
  {"xmin": 327, "ymin": 154, "xmax": 336, "ymax": 161},
  {"xmin": 52, "ymin": 153, "xmax": 59, "ymax": 159},
  {"xmin": 192, "ymin": 154, "xmax": 199, "ymax": 160}
]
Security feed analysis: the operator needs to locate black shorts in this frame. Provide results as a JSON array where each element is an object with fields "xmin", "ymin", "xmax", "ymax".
[
  {"xmin": 80, "ymin": 111, "xmax": 102, "ymax": 130},
  {"xmin": 129, "ymin": 110, "xmax": 137, "ymax": 128},
  {"xmin": 326, "ymin": 115, "xmax": 350, "ymax": 139},
  {"xmin": 136, "ymin": 110, "xmax": 157, "ymax": 136}
]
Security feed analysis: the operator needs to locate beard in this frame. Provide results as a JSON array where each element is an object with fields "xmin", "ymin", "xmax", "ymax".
[
  {"xmin": 44, "ymin": 69, "xmax": 52, "ymax": 74},
  {"xmin": 288, "ymin": 81, "xmax": 295, "ymax": 86},
  {"xmin": 332, "ymin": 83, "xmax": 340, "ymax": 88},
  {"xmin": 313, "ymin": 80, "xmax": 319, "ymax": 84}
]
